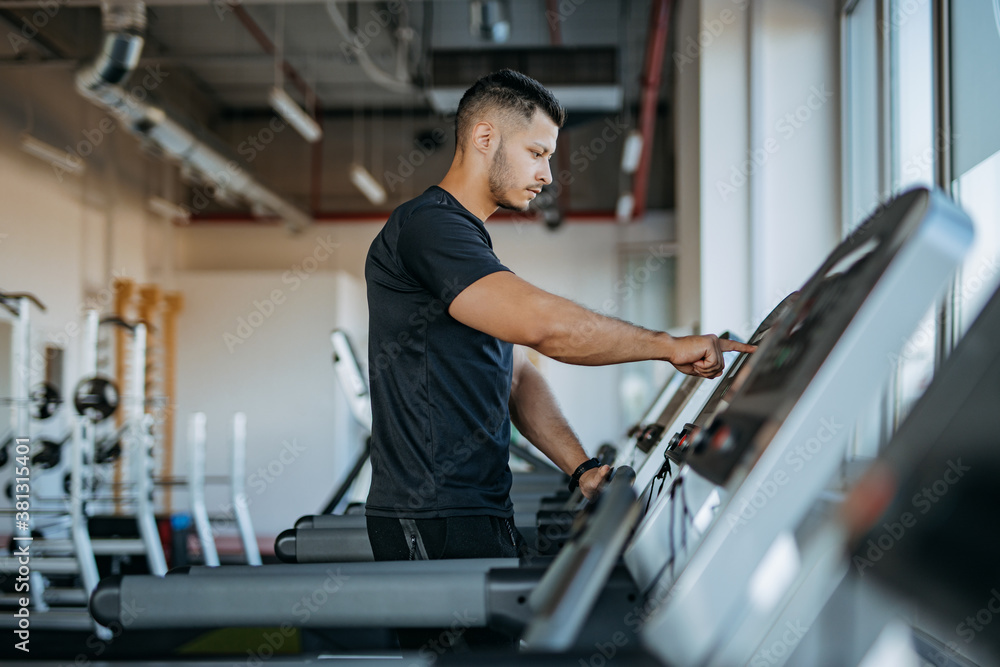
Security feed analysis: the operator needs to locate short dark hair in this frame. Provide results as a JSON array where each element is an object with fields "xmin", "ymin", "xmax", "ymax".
[{"xmin": 454, "ymin": 69, "xmax": 566, "ymax": 152}]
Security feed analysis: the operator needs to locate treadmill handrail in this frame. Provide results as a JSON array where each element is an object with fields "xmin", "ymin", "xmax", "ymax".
[{"xmin": 522, "ymin": 466, "xmax": 640, "ymax": 651}]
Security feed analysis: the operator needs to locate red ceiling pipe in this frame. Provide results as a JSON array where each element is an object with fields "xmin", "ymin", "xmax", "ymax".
[
  {"xmin": 546, "ymin": 0, "xmax": 563, "ymax": 46},
  {"xmin": 631, "ymin": 0, "xmax": 674, "ymax": 221},
  {"xmin": 230, "ymin": 3, "xmax": 315, "ymax": 101},
  {"xmin": 545, "ymin": 0, "xmax": 573, "ymax": 219}
]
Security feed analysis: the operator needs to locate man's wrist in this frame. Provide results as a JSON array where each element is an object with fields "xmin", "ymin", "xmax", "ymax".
[
  {"xmin": 568, "ymin": 457, "xmax": 601, "ymax": 492},
  {"xmin": 657, "ymin": 331, "xmax": 676, "ymax": 364}
]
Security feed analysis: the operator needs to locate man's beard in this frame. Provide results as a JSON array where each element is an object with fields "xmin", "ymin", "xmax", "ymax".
[{"xmin": 488, "ymin": 140, "xmax": 529, "ymax": 212}]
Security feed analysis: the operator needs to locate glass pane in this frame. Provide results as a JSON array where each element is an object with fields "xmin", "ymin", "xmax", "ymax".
[
  {"xmin": 954, "ymin": 149, "xmax": 1000, "ymax": 335},
  {"xmin": 845, "ymin": 0, "xmax": 881, "ymax": 232},
  {"xmin": 889, "ymin": 0, "xmax": 935, "ymax": 420},
  {"xmin": 950, "ymin": 1, "xmax": 1000, "ymax": 177},
  {"xmin": 844, "ymin": 0, "xmax": 888, "ymax": 459},
  {"xmin": 618, "ymin": 251, "xmax": 676, "ymax": 428},
  {"xmin": 890, "ymin": 0, "xmax": 933, "ymax": 192}
]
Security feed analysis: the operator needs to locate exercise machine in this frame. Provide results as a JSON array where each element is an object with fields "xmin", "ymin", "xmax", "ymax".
[{"xmin": 88, "ymin": 188, "xmax": 974, "ymax": 664}]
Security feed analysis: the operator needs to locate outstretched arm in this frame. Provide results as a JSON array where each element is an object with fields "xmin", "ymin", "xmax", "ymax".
[
  {"xmin": 450, "ymin": 271, "xmax": 755, "ymax": 377},
  {"xmin": 508, "ymin": 347, "xmax": 609, "ymax": 500}
]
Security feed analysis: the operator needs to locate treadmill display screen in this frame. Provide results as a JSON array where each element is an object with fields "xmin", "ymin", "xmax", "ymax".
[
  {"xmin": 686, "ymin": 188, "xmax": 929, "ymax": 485},
  {"xmin": 690, "ymin": 291, "xmax": 799, "ymax": 433}
]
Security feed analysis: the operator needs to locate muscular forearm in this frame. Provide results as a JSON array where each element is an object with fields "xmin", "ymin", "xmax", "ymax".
[
  {"xmin": 527, "ymin": 294, "xmax": 673, "ymax": 366},
  {"xmin": 450, "ymin": 271, "xmax": 750, "ymax": 377},
  {"xmin": 508, "ymin": 359, "xmax": 589, "ymax": 474}
]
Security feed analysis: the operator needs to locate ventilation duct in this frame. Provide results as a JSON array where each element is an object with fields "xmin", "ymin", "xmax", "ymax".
[{"xmin": 75, "ymin": 0, "xmax": 311, "ymax": 232}]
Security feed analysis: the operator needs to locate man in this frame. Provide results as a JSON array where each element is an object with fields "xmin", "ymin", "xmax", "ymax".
[{"xmin": 365, "ymin": 69, "xmax": 753, "ymax": 563}]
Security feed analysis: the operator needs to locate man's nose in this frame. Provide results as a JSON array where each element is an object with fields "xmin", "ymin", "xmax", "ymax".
[{"xmin": 537, "ymin": 160, "xmax": 552, "ymax": 185}]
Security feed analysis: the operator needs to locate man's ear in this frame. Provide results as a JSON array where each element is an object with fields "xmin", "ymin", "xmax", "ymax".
[{"xmin": 471, "ymin": 121, "xmax": 496, "ymax": 156}]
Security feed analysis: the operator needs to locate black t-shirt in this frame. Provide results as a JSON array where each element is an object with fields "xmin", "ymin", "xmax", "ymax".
[{"xmin": 364, "ymin": 185, "xmax": 515, "ymax": 519}]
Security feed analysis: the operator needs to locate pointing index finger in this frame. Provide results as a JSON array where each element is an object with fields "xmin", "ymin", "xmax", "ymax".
[{"xmin": 721, "ymin": 339, "xmax": 758, "ymax": 354}]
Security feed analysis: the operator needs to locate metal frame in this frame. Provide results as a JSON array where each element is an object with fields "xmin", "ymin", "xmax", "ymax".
[
  {"xmin": 933, "ymin": 0, "xmax": 960, "ymax": 370},
  {"xmin": 128, "ymin": 323, "xmax": 168, "ymax": 576},
  {"xmin": 188, "ymin": 412, "xmax": 219, "ymax": 567},
  {"xmin": 230, "ymin": 412, "xmax": 261, "ymax": 566},
  {"xmin": 187, "ymin": 411, "xmax": 260, "ymax": 566}
]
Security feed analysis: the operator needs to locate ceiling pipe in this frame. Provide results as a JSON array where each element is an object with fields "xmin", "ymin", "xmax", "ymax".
[
  {"xmin": 545, "ymin": 0, "xmax": 563, "ymax": 46},
  {"xmin": 544, "ymin": 0, "xmax": 571, "ymax": 225},
  {"xmin": 324, "ymin": 0, "xmax": 416, "ymax": 95},
  {"xmin": 629, "ymin": 0, "xmax": 673, "ymax": 222},
  {"xmin": 75, "ymin": 0, "xmax": 312, "ymax": 232}
]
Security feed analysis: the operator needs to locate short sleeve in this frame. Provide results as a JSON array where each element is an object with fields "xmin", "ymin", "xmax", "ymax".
[{"xmin": 396, "ymin": 209, "xmax": 511, "ymax": 305}]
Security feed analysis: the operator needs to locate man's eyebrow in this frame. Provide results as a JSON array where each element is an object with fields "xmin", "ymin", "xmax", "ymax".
[{"xmin": 528, "ymin": 141, "xmax": 554, "ymax": 154}]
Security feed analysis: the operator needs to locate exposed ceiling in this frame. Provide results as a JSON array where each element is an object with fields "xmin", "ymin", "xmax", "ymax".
[
  {"xmin": 0, "ymin": 0, "xmax": 677, "ymax": 221},
  {"xmin": 1, "ymin": 0, "xmax": 665, "ymax": 114}
]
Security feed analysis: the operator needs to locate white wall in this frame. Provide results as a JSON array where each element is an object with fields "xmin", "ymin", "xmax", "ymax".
[
  {"xmin": 675, "ymin": 0, "xmax": 842, "ymax": 338},
  {"xmin": 172, "ymin": 270, "xmax": 366, "ymax": 539},
  {"xmin": 697, "ymin": 0, "xmax": 753, "ymax": 336},
  {"xmin": 749, "ymin": 0, "xmax": 841, "ymax": 318},
  {"xmin": 674, "ymin": 0, "xmax": 704, "ymax": 332}
]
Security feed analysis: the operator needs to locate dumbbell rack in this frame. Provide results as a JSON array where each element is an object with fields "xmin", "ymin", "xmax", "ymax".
[
  {"xmin": 0, "ymin": 293, "xmax": 53, "ymax": 615},
  {"xmin": 0, "ymin": 310, "xmax": 167, "ymax": 638}
]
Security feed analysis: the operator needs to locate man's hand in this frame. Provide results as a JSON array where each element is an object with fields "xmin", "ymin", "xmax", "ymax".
[
  {"xmin": 668, "ymin": 334, "xmax": 756, "ymax": 378},
  {"xmin": 579, "ymin": 465, "xmax": 612, "ymax": 500}
]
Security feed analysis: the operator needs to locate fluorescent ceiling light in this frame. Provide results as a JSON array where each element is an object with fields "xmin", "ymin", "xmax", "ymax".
[
  {"xmin": 20, "ymin": 133, "xmax": 86, "ymax": 176},
  {"xmin": 350, "ymin": 163, "xmax": 387, "ymax": 206},
  {"xmin": 269, "ymin": 87, "xmax": 323, "ymax": 143},
  {"xmin": 615, "ymin": 192, "xmax": 634, "ymax": 223},
  {"xmin": 621, "ymin": 130, "xmax": 643, "ymax": 174},
  {"xmin": 147, "ymin": 196, "xmax": 190, "ymax": 221}
]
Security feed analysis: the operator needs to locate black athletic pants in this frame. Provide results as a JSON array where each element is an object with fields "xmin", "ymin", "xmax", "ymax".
[
  {"xmin": 366, "ymin": 515, "xmax": 525, "ymax": 652},
  {"xmin": 367, "ymin": 514, "xmax": 523, "ymax": 560}
]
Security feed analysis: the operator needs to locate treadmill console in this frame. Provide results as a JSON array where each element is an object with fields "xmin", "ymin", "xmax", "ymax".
[
  {"xmin": 685, "ymin": 188, "xmax": 954, "ymax": 486},
  {"xmin": 665, "ymin": 291, "xmax": 797, "ymax": 466},
  {"xmin": 642, "ymin": 186, "xmax": 975, "ymax": 667}
]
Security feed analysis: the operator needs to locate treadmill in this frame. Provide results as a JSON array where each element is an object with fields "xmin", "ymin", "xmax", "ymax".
[
  {"xmin": 90, "ymin": 187, "xmax": 971, "ymax": 662},
  {"xmin": 636, "ymin": 186, "xmax": 974, "ymax": 666}
]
